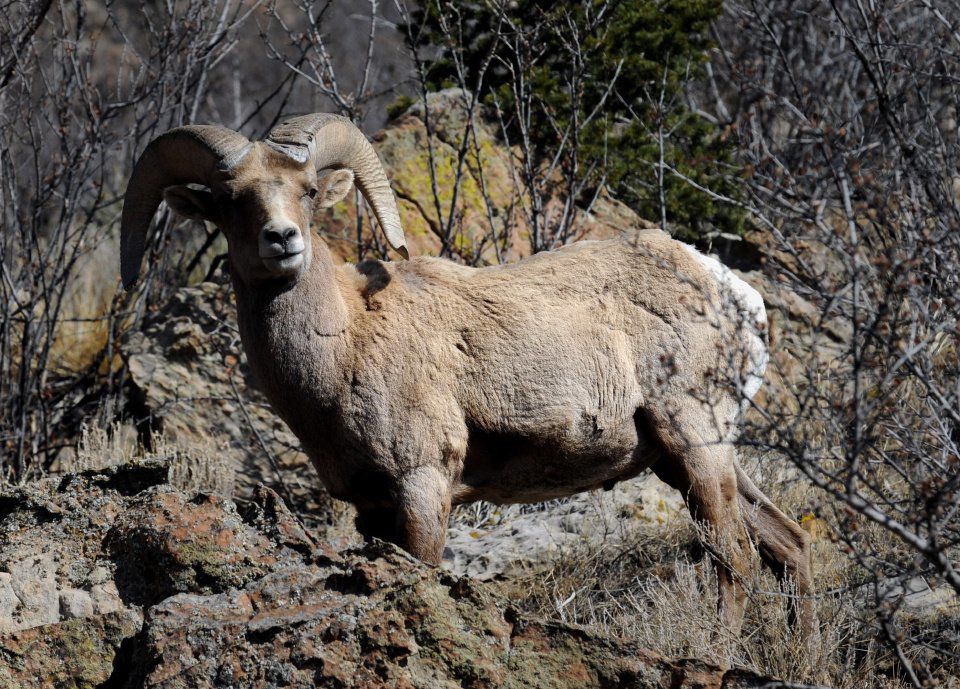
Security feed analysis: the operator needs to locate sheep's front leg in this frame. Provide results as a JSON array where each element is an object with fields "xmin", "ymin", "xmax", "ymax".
[
  {"xmin": 355, "ymin": 466, "xmax": 451, "ymax": 565},
  {"xmin": 394, "ymin": 465, "xmax": 452, "ymax": 565}
]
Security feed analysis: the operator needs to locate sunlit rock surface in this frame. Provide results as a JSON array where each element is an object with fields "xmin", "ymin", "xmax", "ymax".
[{"xmin": 0, "ymin": 464, "xmax": 773, "ymax": 689}]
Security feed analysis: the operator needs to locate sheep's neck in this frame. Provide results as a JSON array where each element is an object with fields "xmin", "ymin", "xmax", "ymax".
[{"xmin": 233, "ymin": 241, "xmax": 350, "ymax": 425}]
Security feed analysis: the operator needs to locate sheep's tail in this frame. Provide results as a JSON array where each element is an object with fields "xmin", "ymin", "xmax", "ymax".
[{"xmin": 679, "ymin": 244, "xmax": 769, "ymax": 408}]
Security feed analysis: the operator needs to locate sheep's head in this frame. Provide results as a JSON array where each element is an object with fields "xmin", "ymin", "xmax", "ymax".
[
  {"xmin": 160, "ymin": 148, "xmax": 357, "ymax": 284},
  {"xmin": 119, "ymin": 115, "xmax": 408, "ymax": 289}
]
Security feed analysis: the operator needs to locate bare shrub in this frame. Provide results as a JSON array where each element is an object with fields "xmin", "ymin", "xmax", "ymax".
[
  {"xmin": 689, "ymin": 2, "xmax": 960, "ymax": 683},
  {"xmin": 0, "ymin": 0, "xmax": 264, "ymax": 481},
  {"xmin": 68, "ymin": 422, "xmax": 139, "ymax": 472}
]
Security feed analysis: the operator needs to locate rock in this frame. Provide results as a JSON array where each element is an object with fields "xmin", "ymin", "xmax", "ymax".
[
  {"xmin": 2, "ymin": 554, "xmax": 59, "ymax": 633},
  {"xmin": 90, "ymin": 581, "xmax": 124, "ymax": 616},
  {"xmin": 321, "ymin": 88, "xmax": 655, "ymax": 265},
  {"xmin": 134, "ymin": 546, "xmax": 767, "ymax": 689},
  {"xmin": 133, "ymin": 543, "xmax": 768, "ymax": 689},
  {"xmin": 880, "ymin": 576, "xmax": 959, "ymax": 614},
  {"xmin": 445, "ymin": 473, "xmax": 683, "ymax": 579},
  {"xmin": 0, "ymin": 467, "xmax": 160, "ymax": 687},
  {"xmin": 0, "ymin": 464, "xmax": 779, "ymax": 689},
  {"xmin": 105, "ymin": 488, "xmax": 291, "ymax": 606},
  {"xmin": 0, "ymin": 463, "xmax": 164, "ymax": 636},
  {"xmin": 0, "ymin": 609, "xmax": 142, "ymax": 689},
  {"xmin": 58, "ymin": 589, "xmax": 94, "ymax": 619}
]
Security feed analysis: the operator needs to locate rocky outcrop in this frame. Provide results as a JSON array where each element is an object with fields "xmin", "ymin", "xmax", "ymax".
[
  {"xmin": 322, "ymin": 88, "xmax": 655, "ymax": 264},
  {"xmin": 0, "ymin": 464, "xmax": 775, "ymax": 689}
]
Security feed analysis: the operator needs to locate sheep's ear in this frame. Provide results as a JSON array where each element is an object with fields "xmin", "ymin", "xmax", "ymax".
[
  {"xmin": 317, "ymin": 169, "xmax": 355, "ymax": 209},
  {"xmin": 163, "ymin": 185, "xmax": 218, "ymax": 222}
]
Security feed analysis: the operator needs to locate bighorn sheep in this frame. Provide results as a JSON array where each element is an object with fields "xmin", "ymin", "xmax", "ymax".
[{"xmin": 120, "ymin": 114, "xmax": 813, "ymax": 634}]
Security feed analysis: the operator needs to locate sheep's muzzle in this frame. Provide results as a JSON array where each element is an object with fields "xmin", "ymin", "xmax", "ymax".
[{"xmin": 259, "ymin": 222, "xmax": 305, "ymax": 275}]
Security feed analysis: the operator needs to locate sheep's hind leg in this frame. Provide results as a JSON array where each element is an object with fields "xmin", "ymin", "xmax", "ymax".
[
  {"xmin": 734, "ymin": 462, "xmax": 815, "ymax": 638},
  {"xmin": 646, "ymin": 412, "xmax": 752, "ymax": 635}
]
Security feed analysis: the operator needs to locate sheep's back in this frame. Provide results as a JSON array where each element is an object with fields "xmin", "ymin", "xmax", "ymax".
[{"xmin": 362, "ymin": 234, "xmax": 719, "ymax": 432}]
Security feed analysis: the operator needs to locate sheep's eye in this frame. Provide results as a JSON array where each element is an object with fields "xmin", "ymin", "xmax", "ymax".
[{"xmin": 306, "ymin": 188, "xmax": 318, "ymax": 199}]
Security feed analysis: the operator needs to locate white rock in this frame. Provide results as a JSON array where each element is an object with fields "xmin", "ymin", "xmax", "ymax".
[
  {"xmin": 443, "ymin": 473, "xmax": 683, "ymax": 579},
  {"xmin": 90, "ymin": 581, "xmax": 123, "ymax": 615},
  {"xmin": 0, "ymin": 571, "xmax": 20, "ymax": 633},
  {"xmin": 8, "ymin": 553, "xmax": 60, "ymax": 631},
  {"xmin": 59, "ymin": 588, "xmax": 94, "ymax": 619}
]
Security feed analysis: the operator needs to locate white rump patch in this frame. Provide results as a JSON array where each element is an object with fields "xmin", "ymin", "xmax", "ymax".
[{"xmin": 679, "ymin": 244, "xmax": 768, "ymax": 410}]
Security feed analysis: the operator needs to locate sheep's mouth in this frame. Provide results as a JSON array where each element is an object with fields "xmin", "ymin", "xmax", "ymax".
[{"xmin": 262, "ymin": 250, "xmax": 304, "ymax": 274}]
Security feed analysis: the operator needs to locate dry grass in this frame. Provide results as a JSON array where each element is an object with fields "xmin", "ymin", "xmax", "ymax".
[
  {"xmin": 497, "ymin": 459, "xmax": 925, "ymax": 689},
  {"xmin": 62, "ymin": 422, "xmax": 235, "ymax": 497}
]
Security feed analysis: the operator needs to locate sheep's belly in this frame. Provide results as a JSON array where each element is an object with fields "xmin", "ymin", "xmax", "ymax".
[{"xmin": 453, "ymin": 420, "xmax": 658, "ymax": 505}]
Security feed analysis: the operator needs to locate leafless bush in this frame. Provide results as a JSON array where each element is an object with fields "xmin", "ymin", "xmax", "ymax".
[
  {"xmin": 0, "ymin": 0, "xmax": 268, "ymax": 481},
  {"xmin": 0, "ymin": 0, "xmax": 413, "ymax": 483},
  {"xmin": 695, "ymin": 2, "xmax": 960, "ymax": 684},
  {"xmin": 395, "ymin": 0, "xmax": 622, "ymax": 259}
]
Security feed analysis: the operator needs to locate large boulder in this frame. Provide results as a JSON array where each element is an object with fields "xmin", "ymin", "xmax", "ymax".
[
  {"xmin": 0, "ymin": 464, "xmax": 774, "ymax": 689},
  {"xmin": 322, "ymin": 88, "xmax": 655, "ymax": 264}
]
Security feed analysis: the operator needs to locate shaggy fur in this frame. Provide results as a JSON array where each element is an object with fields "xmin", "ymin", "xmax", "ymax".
[{"xmin": 123, "ymin": 124, "xmax": 813, "ymax": 637}]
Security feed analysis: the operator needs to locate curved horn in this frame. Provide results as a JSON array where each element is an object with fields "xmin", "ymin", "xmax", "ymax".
[
  {"xmin": 265, "ymin": 114, "xmax": 408, "ymax": 259},
  {"xmin": 120, "ymin": 126, "xmax": 252, "ymax": 290}
]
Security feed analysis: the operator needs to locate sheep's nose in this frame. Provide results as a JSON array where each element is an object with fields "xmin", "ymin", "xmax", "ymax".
[
  {"xmin": 259, "ymin": 224, "xmax": 305, "ymax": 258},
  {"xmin": 262, "ymin": 225, "xmax": 299, "ymax": 246}
]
